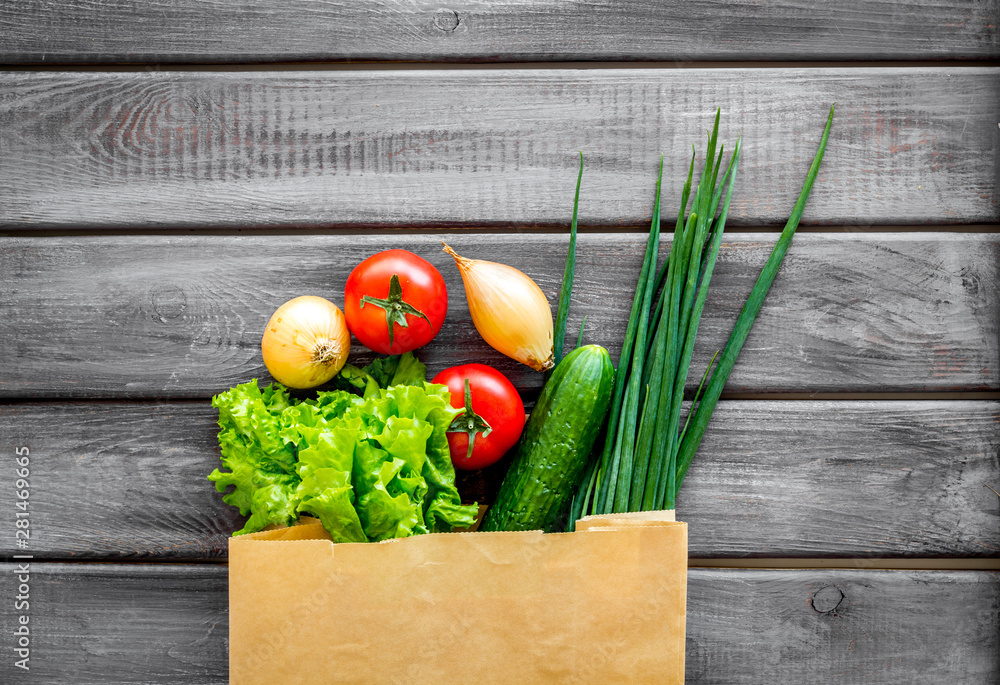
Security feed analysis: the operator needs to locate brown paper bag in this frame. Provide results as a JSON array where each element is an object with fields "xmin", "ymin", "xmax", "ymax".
[{"xmin": 229, "ymin": 513, "xmax": 687, "ymax": 684}]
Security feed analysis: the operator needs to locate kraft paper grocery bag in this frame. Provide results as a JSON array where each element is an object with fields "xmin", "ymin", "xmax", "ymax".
[{"xmin": 229, "ymin": 513, "xmax": 687, "ymax": 684}]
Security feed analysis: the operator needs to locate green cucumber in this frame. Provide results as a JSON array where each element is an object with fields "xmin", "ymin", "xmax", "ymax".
[{"xmin": 481, "ymin": 344, "xmax": 614, "ymax": 532}]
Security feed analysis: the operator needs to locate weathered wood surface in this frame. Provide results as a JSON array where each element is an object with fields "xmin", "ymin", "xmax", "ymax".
[
  {"xmin": 1, "ymin": 233, "xmax": 996, "ymax": 399},
  {"xmin": 0, "ymin": 563, "xmax": 996, "ymax": 683},
  {"xmin": 1, "ymin": 69, "xmax": 997, "ymax": 229},
  {"xmin": 1, "ymin": 400, "xmax": 996, "ymax": 561},
  {"xmin": 0, "ymin": 0, "xmax": 997, "ymax": 64}
]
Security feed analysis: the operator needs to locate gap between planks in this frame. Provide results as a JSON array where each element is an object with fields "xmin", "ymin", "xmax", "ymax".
[
  {"xmin": 3, "ymin": 60, "xmax": 1000, "ymax": 72},
  {"xmin": 1, "ymin": 224, "xmax": 998, "ymax": 239},
  {"xmin": 690, "ymin": 558, "xmax": 1000, "ymax": 571}
]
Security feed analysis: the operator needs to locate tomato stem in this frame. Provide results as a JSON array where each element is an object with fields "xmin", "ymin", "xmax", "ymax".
[
  {"xmin": 447, "ymin": 378, "xmax": 493, "ymax": 460},
  {"xmin": 359, "ymin": 274, "xmax": 432, "ymax": 348}
]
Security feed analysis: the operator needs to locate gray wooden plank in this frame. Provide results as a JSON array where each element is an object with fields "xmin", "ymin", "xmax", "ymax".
[
  {"xmin": 685, "ymin": 568, "xmax": 1000, "ymax": 684},
  {"xmin": 0, "ymin": 68, "xmax": 997, "ymax": 229},
  {"xmin": 1, "ymin": 233, "xmax": 996, "ymax": 399},
  {"xmin": 0, "ymin": 563, "xmax": 228, "ymax": 684},
  {"xmin": 0, "ymin": 1, "xmax": 997, "ymax": 63},
  {"xmin": 0, "ymin": 563, "xmax": 996, "ymax": 684},
  {"xmin": 680, "ymin": 401, "xmax": 1000, "ymax": 559},
  {"xmin": 0, "ymin": 400, "xmax": 996, "ymax": 561}
]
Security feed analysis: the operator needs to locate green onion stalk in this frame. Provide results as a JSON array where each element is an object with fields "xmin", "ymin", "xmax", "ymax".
[{"xmin": 566, "ymin": 105, "xmax": 835, "ymax": 524}]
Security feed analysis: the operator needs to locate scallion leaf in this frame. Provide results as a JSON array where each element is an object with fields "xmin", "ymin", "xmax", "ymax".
[{"xmin": 553, "ymin": 152, "xmax": 584, "ymax": 368}]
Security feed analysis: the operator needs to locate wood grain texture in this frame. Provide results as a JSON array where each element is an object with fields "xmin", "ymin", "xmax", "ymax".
[
  {"xmin": 1, "ymin": 400, "xmax": 996, "ymax": 561},
  {"xmin": 680, "ymin": 401, "xmax": 1000, "ymax": 558},
  {"xmin": 0, "ymin": 0, "xmax": 997, "ymax": 63},
  {"xmin": 1, "ymin": 68, "xmax": 997, "ymax": 229},
  {"xmin": 0, "ymin": 564, "xmax": 228, "ymax": 684},
  {"xmin": 684, "ymin": 568, "xmax": 1000, "ymax": 684},
  {"xmin": 1, "ymin": 233, "xmax": 996, "ymax": 399},
  {"xmin": 1, "ymin": 563, "xmax": 997, "ymax": 683}
]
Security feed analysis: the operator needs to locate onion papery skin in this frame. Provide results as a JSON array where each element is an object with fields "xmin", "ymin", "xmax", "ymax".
[
  {"xmin": 444, "ymin": 244, "xmax": 554, "ymax": 372},
  {"xmin": 261, "ymin": 295, "xmax": 351, "ymax": 389}
]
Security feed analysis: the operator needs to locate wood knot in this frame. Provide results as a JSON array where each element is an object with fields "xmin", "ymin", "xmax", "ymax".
[
  {"xmin": 433, "ymin": 9, "xmax": 460, "ymax": 32},
  {"xmin": 811, "ymin": 585, "xmax": 845, "ymax": 614},
  {"xmin": 152, "ymin": 284, "xmax": 187, "ymax": 322}
]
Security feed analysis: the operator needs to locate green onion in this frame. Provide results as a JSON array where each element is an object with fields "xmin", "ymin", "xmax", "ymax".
[
  {"xmin": 572, "ymin": 105, "xmax": 834, "ymax": 523},
  {"xmin": 576, "ymin": 315, "xmax": 588, "ymax": 349},
  {"xmin": 670, "ymin": 105, "xmax": 836, "ymax": 504},
  {"xmin": 552, "ymin": 152, "xmax": 584, "ymax": 367},
  {"xmin": 593, "ymin": 157, "xmax": 664, "ymax": 514}
]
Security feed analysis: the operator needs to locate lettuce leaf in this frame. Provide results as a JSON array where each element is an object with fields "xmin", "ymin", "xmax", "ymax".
[
  {"xmin": 383, "ymin": 384, "xmax": 475, "ymax": 532},
  {"xmin": 351, "ymin": 440, "xmax": 425, "ymax": 541},
  {"xmin": 208, "ymin": 380, "xmax": 301, "ymax": 535},
  {"xmin": 337, "ymin": 383, "xmax": 474, "ymax": 540},
  {"xmin": 367, "ymin": 352, "xmax": 428, "ymax": 388},
  {"xmin": 209, "ymin": 364, "xmax": 477, "ymax": 541},
  {"xmin": 332, "ymin": 351, "xmax": 428, "ymax": 397},
  {"xmin": 294, "ymin": 419, "xmax": 367, "ymax": 543}
]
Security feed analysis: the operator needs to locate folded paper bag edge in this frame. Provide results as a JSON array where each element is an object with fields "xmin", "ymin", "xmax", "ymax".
[
  {"xmin": 234, "ymin": 514, "xmax": 679, "ymax": 546},
  {"xmin": 237, "ymin": 519, "xmax": 332, "ymax": 542},
  {"xmin": 575, "ymin": 508, "xmax": 676, "ymax": 531}
]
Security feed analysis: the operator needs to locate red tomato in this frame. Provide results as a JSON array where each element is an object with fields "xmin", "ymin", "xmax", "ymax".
[
  {"xmin": 344, "ymin": 250, "xmax": 447, "ymax": 355},
  {"xmin": 432, "ymin": 364, "xmax": 526, "ymax": 470}
]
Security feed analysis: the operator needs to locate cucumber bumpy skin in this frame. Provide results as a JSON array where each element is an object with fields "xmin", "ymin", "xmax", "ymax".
[{"xmin": 481, "ymin": 344, "xmax": 614, "ymax": 532}]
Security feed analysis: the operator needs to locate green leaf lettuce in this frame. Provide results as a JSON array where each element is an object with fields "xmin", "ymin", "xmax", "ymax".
[
  {"xmin": 209, "ymin": 371, "xmax": 477, "ymax": 541},
  {"xmin": 332, "ymin": 351, "xmax": 429, "ymax": 396},
  {"xmin": 209, "ymin": 382, "xmax": 301, "ymax": 535}
]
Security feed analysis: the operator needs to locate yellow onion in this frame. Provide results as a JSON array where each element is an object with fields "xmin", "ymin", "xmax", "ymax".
[
  {"xmin": 261, "ymin": 295, "xmax": 351, "ymax": 389},
  {"xmin": 442, "ymin": 242, "xmax": 553, "ymax": 372}
]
